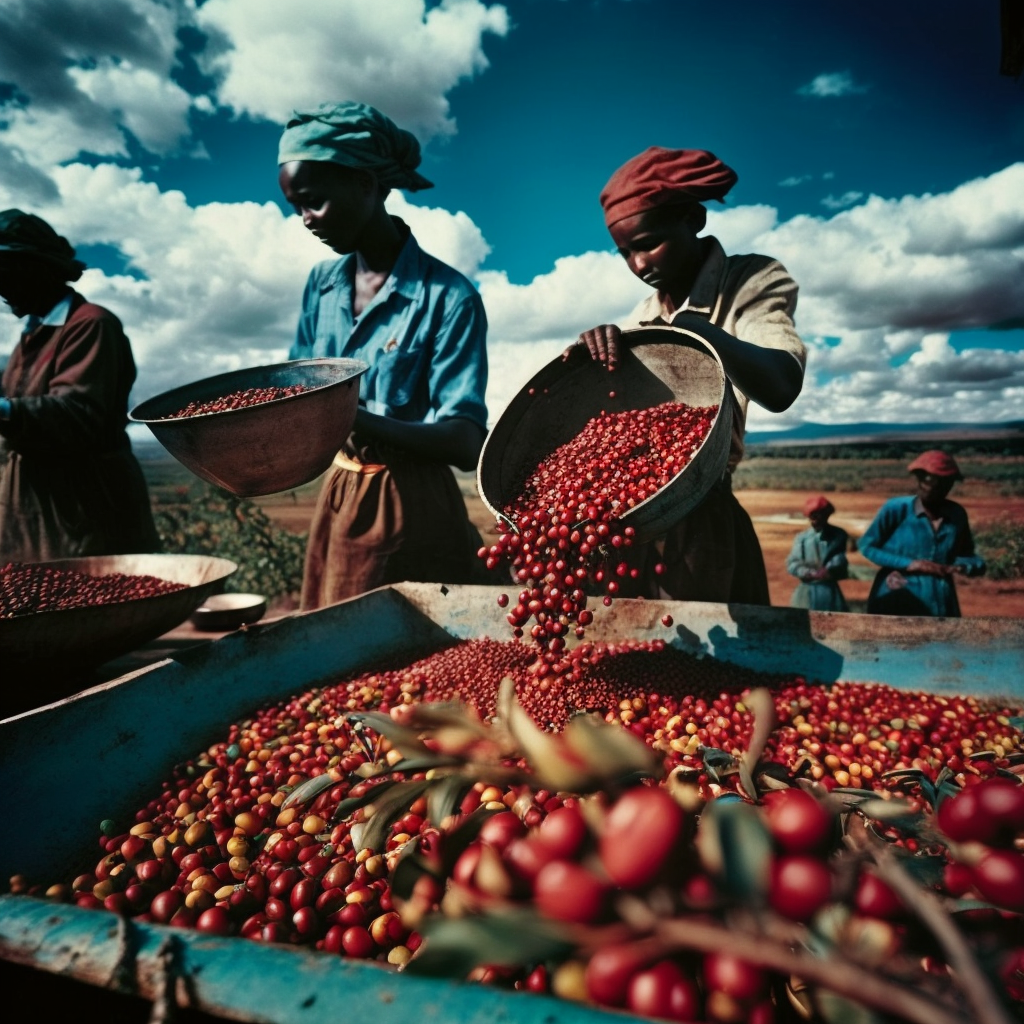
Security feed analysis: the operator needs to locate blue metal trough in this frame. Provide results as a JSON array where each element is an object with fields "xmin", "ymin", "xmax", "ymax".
[{"xmin": 1, "ymin": 584, "xmax": 1021, "ymax": 1022}]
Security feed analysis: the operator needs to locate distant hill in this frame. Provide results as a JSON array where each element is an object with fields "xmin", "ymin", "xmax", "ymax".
[{"xmin": 745, "ymin": 421, "xmax": 1024, "ymax": 447}]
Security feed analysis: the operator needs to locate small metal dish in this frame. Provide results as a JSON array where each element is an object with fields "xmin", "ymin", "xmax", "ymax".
[{"xmin": 190, "ymin": 592, "xmax": 267, "ymax": 632}]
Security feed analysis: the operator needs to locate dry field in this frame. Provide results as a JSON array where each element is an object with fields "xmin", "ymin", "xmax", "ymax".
[{"xmin": 255, "ymin": 465, "xmax": 1024, "ymax": 619}]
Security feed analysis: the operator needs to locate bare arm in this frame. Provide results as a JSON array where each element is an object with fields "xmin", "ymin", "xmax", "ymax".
[
  {"xmin": 354, "ymin": 409, "xmax": 485, "ymax": 472},
  {"xmin": 569, "ymin": 317, "xmax": 803, "ymax": 413}
]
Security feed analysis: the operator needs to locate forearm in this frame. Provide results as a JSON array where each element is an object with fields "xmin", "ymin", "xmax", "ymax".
[
  {"xmin": 354, "ymin": 410, "xmax": 485, "ymax": 472},
  {"xmin": 697, "ymin": 326, "xmax": 802, "ymax": 412},
  {"xmin": 1, "ymin": 393, "xmax": 109, "ymax": 454}
]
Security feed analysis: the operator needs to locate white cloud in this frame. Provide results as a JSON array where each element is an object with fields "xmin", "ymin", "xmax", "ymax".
[
  {"xmin": 0, "ymin": 0, "xmax": 196, "ymax": 181},
  {"xmin": 386, "ymin": 193, "xmax": 491, "ymax": 278},
  {"xmin": 196, "ymin": 0, "xmax": 509, "ymax": 138},
  {"xmin": 821, "ymin": 191, "xmax": 864, "ymax": 210},
  {"xmin": 779, "ymin": 175, "xmax": 812, "ymax": 187},
  {"xmin": 797, "ymin": 71, "xmax": 869, "ymax": 98}
]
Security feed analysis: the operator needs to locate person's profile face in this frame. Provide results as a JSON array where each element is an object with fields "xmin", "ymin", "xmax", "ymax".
[
  {"xmin": 0, "ymin": 253, "xmax": 62, "ymax": 317},
  {"xmin": 278, "ymin": 161, "xmax": 377, "ymax": 255},
  {"xmin": 609, "ymin": 205, "xmax": 705, "ymax": 295}
]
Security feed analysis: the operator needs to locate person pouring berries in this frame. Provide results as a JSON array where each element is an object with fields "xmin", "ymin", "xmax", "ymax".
[
  {"xmin": 786, "ymin": 495, "xmax": 850, "ymax": 612},
  {"xmin": 278, "ymin": 102, "xmax": 490, "ymax": 609},
  {"xmin": 568, "ymin": 147, "xmax": 806, "ymax": 604},
  {"xmin": 0, "ymin": 209, "xmax": 158, "ymax": 562},
  {"xmin": 859, "ymin": 449, "xmax": 985, "ymax": 617}
]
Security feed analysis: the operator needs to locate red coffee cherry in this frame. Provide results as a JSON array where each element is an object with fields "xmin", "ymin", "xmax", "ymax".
[
  {"xmin": 762, "ymin": 788, "xmax": 833, "ymax": 854},
  {"xmin": 627, "ymin": 959, "xmax": 702, "ymax": 1022},
  {"xmin": 970, "ymin": 850, "xmax": 1024, "ymax": 912},
  {"xmin": 599, "ymin": 786, "xmax": 686, "ymax": 889},
  {"xmin": 769, "ymin": 854, "xmax": 832, "ymax": 922},
  {"xmin": 533, "ymin": 860, "xmax": 609, "ymax": 924},
  {"xmin": 702, "ymin": 951, "xmax": 768, "ymax": 1002}
]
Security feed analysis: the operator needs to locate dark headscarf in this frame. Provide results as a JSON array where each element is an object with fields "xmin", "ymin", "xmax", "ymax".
[
  {"xmin": 600, "ymin": 147, "xmax": 738, "ymax": 228},
  {"xmin": 277, "ymin": 101, "xmax": 433, "ymax": 192},
  {"xmin": 0, "ymin": 209, "xmax": 86, "ymax": 281}
]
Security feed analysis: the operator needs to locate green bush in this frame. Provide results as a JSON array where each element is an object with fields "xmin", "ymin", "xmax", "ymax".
[
  {"xmin": 154, "ymin": 485, "xmax": 307, "ymax": 599},
  {"xmin": 975, "ymin": 518, "xmax": 1024, "ymax": 580}
]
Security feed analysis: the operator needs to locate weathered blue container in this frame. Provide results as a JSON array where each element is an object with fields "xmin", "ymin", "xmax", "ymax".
[{"xmin": 1, "ymin": 584, "xmax": 1021, "ymax": 1022}]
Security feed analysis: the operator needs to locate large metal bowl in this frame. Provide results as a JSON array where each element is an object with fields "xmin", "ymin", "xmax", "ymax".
[
  {"xmin": 477, "ymin": 321, "xmax": 735, "ymax": 542},
  {"xmin": 130, "ymin": 358, "xmax": 368, "ymax": 497},
  {"xmin": 0, "ymin": 554, "xmax": 237, "ymax": 715}
]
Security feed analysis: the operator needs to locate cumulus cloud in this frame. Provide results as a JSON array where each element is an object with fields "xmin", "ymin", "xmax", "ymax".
[
  {"xmin": 797, "ymin": 71, "xmax": 869, "ymax": 98},
  {"xmin": 0, "ymin": 0, "xmax": 196, "ymax": 180},
  {"xmin": 195, "ymin": 0, "xmax": 509, "ymax": 138}
]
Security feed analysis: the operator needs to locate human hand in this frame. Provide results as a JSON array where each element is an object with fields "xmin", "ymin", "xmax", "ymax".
[
  {"xmin": 565, "ymin": 324, "xmax": 622, "ymax": 371},
  {"xmin": 906, "ymin": 559, "xmax": 949, "ymax": 577}
]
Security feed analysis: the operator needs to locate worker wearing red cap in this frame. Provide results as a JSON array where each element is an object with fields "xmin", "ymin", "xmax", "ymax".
[
  {"xmin": 786, "ymin": 496, "xmax": 850, "ymax": 612},
  {"xmin": 570, "ymin": 146, "xmax": 806, "ymax": 604},
  {"xmin": 858, "ymin": 450, "xmax": 985, "ymax": 617}
]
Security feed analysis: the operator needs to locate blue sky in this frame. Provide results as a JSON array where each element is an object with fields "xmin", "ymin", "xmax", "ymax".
[{"xmin": 1, "ymin": 0, "xmax": 1022, "ymax": 432}]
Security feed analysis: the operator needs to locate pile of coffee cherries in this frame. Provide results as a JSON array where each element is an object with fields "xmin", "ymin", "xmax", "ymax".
[
  {"xmin": 0, "ymin": 561, "xmax": 187, "ymax": 618},
  {"xmin": 481, "ymin": 400, "xmax": 718, "ymax": 673},
  {"xmin": 162, "ymin": 384, "xmax": 309, "ymax": 418},
  {"xmin": 13, "ymin": 638, "xmax": 1022, "ymax": 1022}
]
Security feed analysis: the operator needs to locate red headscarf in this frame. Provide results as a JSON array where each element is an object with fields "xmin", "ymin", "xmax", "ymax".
[
  {"xmin": 600, "ymin": 147, "xmax": 738, "ymax": 228},
  {"xmin": 803, "ymin": 496, "xmax": 835, "ymax": 518},
  {"xmin": 907, "ymin": 450, "xmax": 963, "ymax": 480}
]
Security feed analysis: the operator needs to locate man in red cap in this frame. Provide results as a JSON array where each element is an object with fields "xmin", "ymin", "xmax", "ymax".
[
  {"xmin": 858, "ymin": 450, "xmax": 985, "ymax": 617},
  {"xmin": 569, "ymin": 146, "xmax": 806, "ymax": 604},
  {"xmin": 786, "ymin": 496, "xmax": 850, "ymax": 611}
]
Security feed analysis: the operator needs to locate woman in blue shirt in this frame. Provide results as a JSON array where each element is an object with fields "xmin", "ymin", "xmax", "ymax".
[
  {"xmin": 859, "ymin": 450, "xmax": 985, "ymax": 617},
  {"xmin": 278, "ymin": 103, "xmax": 489, "ymax": 609},
  {"xmin": 787, "ymin": 496, "xmax": 849, "ymax": 612}
]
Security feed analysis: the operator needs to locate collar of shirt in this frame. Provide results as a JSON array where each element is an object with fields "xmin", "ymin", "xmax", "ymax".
[
  {"xmin": 632, "ymin": 236, "xmax": 728, "ymax": 325},
  {"xmin": 912, "ymin": 494, "xmax": 946, "ymax": 529},
  {"xmin": 317, "ymin": 218, "xmax": 422, "ymax": 315},
  {"xmin": 23, "ymin": 290, "xmax": 74, "ymax": 335}
]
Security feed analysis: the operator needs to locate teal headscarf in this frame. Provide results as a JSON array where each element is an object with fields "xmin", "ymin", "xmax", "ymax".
[
  {"xmin": 0, "ymin": 208, "xmax": 86, "ymax": 281},
  {"xmin": 277, "ymin": 102, "xmax": 433, "ymax": 192}
]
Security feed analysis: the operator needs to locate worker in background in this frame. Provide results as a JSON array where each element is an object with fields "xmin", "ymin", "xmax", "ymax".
[
  {"xmin": 0, "ymin": 209, "xmax": 158, "ymax": 562},
  {"xmin": 570, "ymin": 147, "xmax": 806, "ymax": 604},
  {"xmin": 278, "ymin": 102, "xmax": 489, "ymax": 609},
  {"xmin": 786, "ymin": 495, "xmax": 849, "ymax": 612},
  {"xmin": 859, "ymin": 450, "xmax": 985, "ymax": 617}
]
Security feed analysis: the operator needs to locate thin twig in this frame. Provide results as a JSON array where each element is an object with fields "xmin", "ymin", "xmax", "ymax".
[
  {"xmin": 650, "ymin": 916, "xmax": 966, "ymax": 1024},
  {"xmin": 848, "ymin": 823, "xmax": 1016, "ymax": 1024}
]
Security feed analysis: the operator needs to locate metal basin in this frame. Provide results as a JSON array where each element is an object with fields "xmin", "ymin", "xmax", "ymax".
[
  {"xmin": 477, "ymin": 322, "xmax": 734, "ymax": 541},
  {"xmin": 130, "ymin": 358, "xmax": 367, "ymax": 497},
  {"xmin": 0, "ymin": 553, "xmax": 236, "ymax": 714}
]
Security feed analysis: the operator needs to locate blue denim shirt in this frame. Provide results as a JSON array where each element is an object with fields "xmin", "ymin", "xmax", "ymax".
[
  {"xmin": 289, "ymin": 224, "xmax": 488, "ymax": 430},
  {"xmin": 858, "ymin": 495, "xmax": 985, "ymax": 616}
]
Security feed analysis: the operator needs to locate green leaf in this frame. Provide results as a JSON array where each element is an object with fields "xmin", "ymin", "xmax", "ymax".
[
  {"xmin": 1008, "ymin": 716, "xmax": 1024, "ymax": 733},
  {"xmin": 357, "ymin": 779, "xmax": 432, "ymax": 853},
  {"xmin": 702, "ymin": 798, "xmax": 771, "ymax": 904},
  {"xmin": 390, "ymin": 850, "xmax": 438, "ymax": 902},
  {"xmin": 855, "ymin": 798, "xmax": 921, "ymax": 826},
  {"xmin": 280, "ymin": 772, "xmax": 338, "ymax": 810},
  {"xmin": 332, "ymin": 778, "xmax": 401, "ymax": 823},
  {"xmin": 405, "ymin": 909, "xmax": 575, "ymax": 977},
  {"xmin": 562, "ymin": 712, "xmax": 660, "ymax": 784},
  {"xmin": 816, "ymin": 990, "xmax": 886, "ymax": 1024},
  {"xmin": 739, "ymin": 688, "xmax": 776, "ymax": 789},
  {"xmin": 898, "ymin": 854, "xmax": 949, "ymax": 888},
  {"xmin": 426, "ymin": 773, "xmax": 471, "ymax": 826},
  {"xmin": 345, "ymin": 711, "xmax": 432, "ymax": 758}
]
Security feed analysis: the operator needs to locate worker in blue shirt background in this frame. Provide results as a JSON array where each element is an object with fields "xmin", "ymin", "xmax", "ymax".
[
  {"xmin": 787, "ymin": 495, "xmax": 849, "ymax": 612},
  {"xmin": 859, "ymin": 450, "xmax": 985, "ymax": 617}
]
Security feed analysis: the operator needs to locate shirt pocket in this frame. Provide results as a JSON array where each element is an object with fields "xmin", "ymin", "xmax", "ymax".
[{"xmin": 370, "ymin": 333, "xmax": 427, "ymax": 414}]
